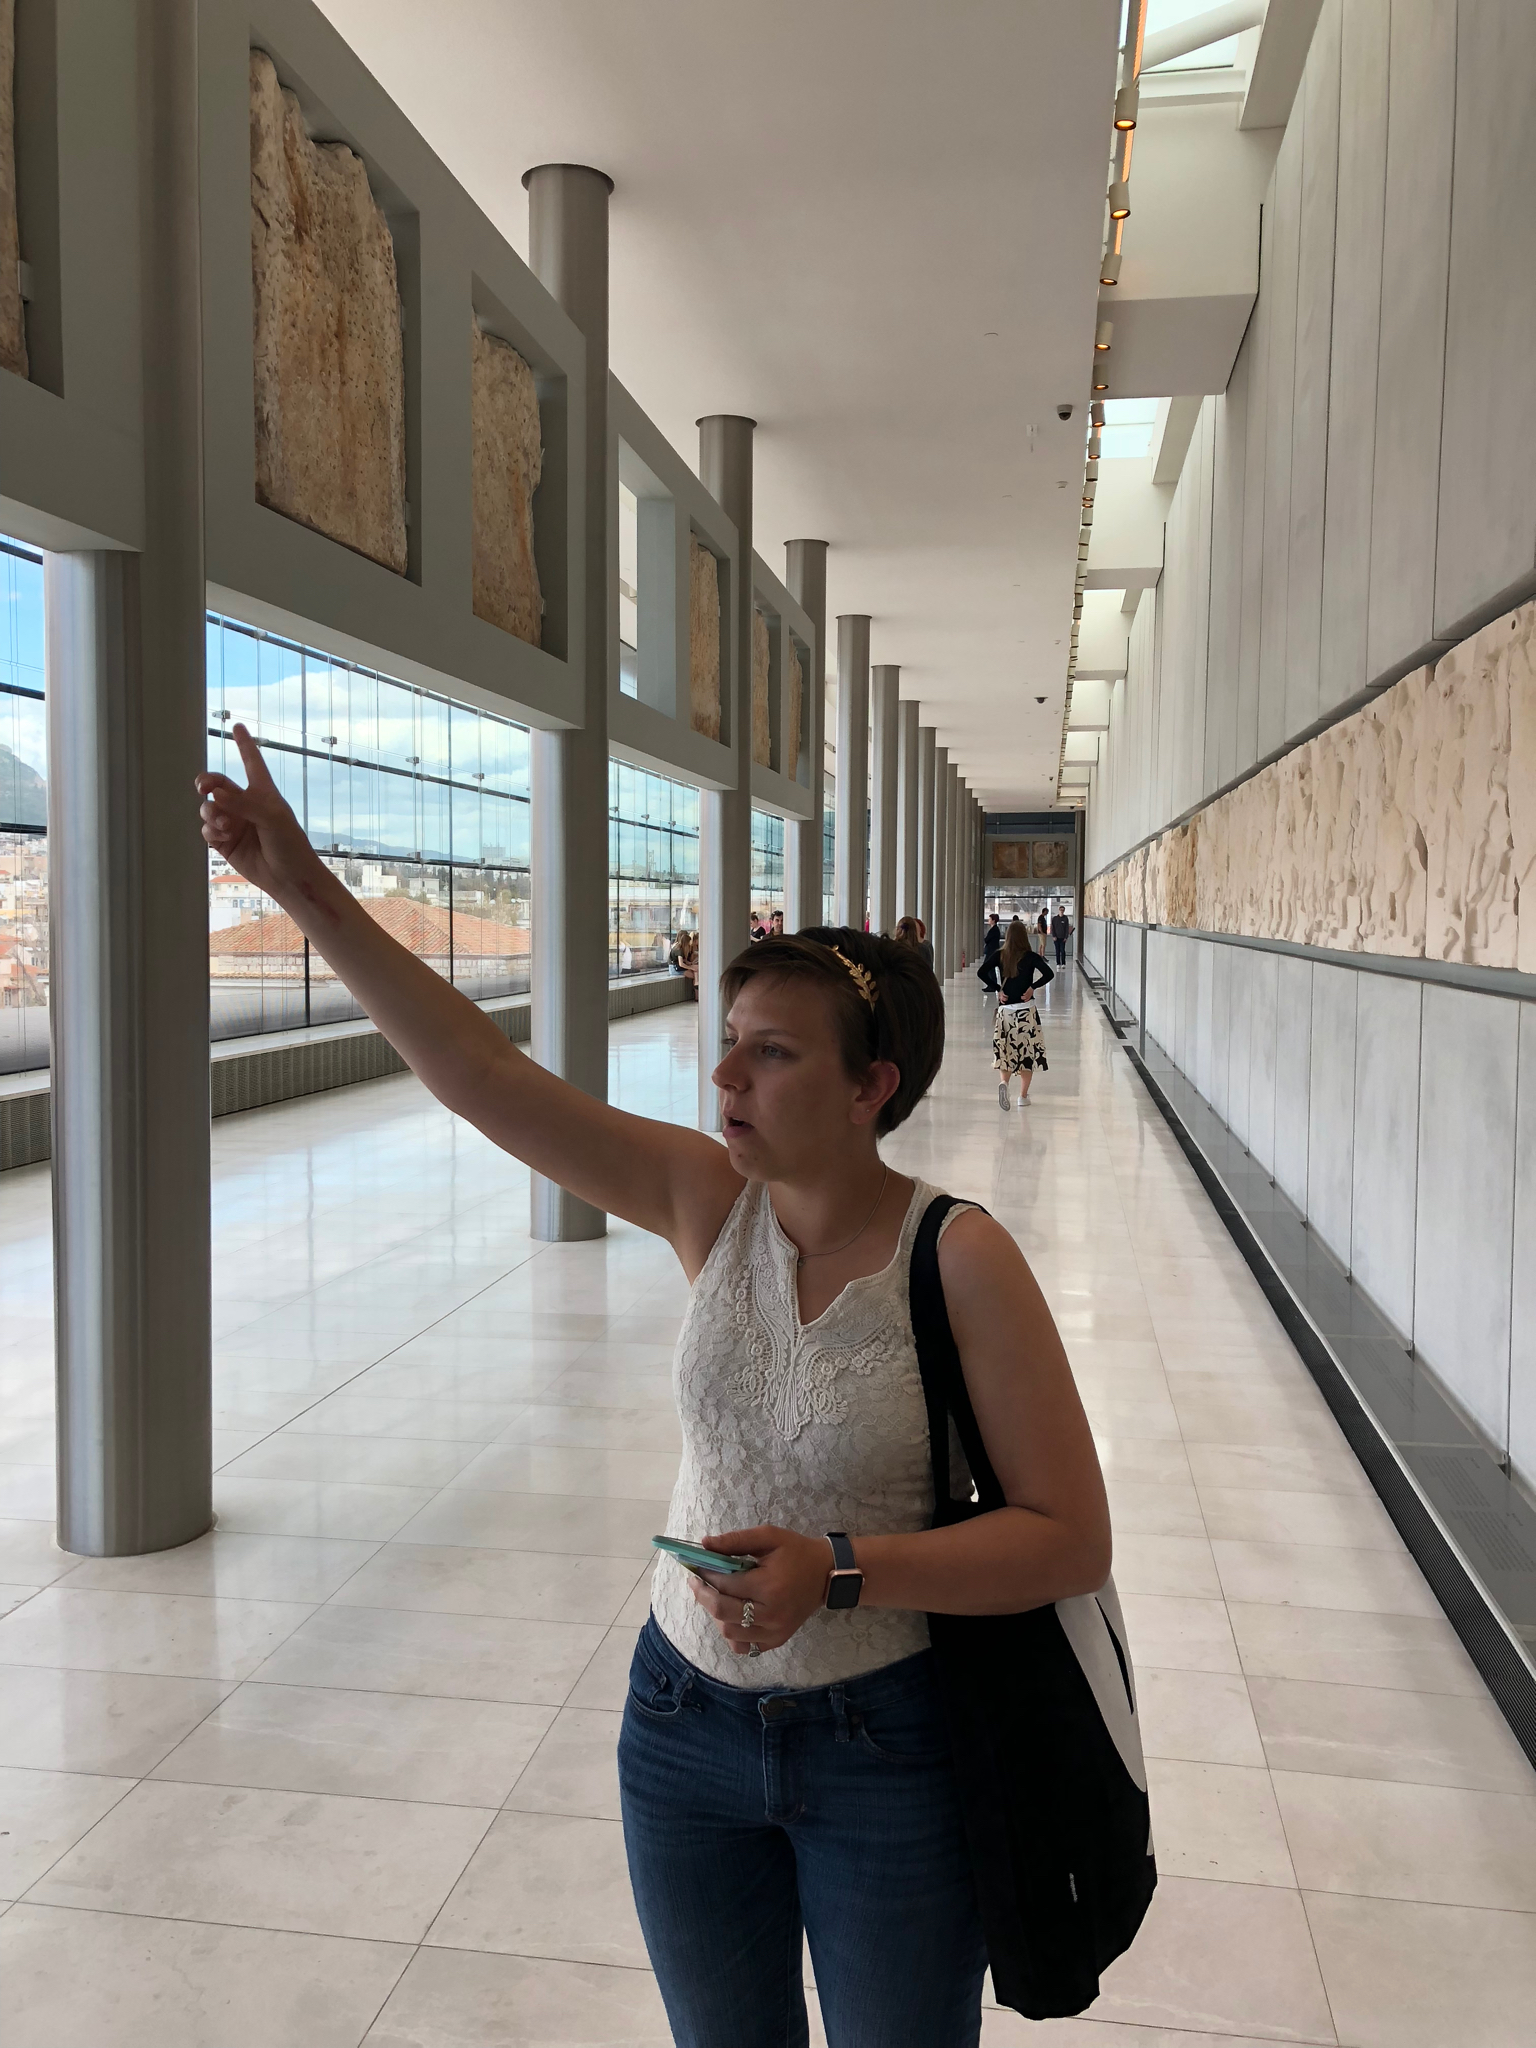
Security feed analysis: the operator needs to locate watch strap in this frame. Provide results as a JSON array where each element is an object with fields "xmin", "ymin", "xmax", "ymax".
[{"xmin": 824, "ymin": 1529, "xmax": 863, "ymax": 1610}]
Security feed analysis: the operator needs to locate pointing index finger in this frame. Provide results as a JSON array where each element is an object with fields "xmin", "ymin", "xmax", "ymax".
[{"xmin": 231, "ymin": 722, "xmax": 277, "ymax": 793}]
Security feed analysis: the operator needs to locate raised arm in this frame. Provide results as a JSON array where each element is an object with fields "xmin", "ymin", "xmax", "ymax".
[{"xmin": 196, "ymin": 725, "xmax": 741, "ymax": 1260}]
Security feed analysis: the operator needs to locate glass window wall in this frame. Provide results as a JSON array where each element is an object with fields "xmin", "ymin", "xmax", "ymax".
[
  {"xmin": 609, "ymin": 759, "xmax": 698, "ymax": 974},
  {"xmin": 0, "ymin": 540, "xmax": 48, "ymax": 1074},
  {"xmin": 206, "ymin": 615, "xmax": 533, "ymax": 1039}
]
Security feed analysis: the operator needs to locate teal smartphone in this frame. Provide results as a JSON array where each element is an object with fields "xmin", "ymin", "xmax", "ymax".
[{"xmin": 652, "ymin": 1534, "xmax": 758, "ymax": 1575}]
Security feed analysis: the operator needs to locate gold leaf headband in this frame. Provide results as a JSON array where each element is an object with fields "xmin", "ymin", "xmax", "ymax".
[{"xmin": 831, "ymin": 947, "xmax": 878, "ymax": 1008}]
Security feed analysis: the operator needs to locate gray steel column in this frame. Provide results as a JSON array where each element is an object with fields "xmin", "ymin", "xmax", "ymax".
[
  {"xmin": 917, "ymin": 723, "xmax": 936, "ymax": 939},
  {"xmin": 833, "ymin": 616, "xmax": 870, "ymax": 929},
  {"xmin": 896, "ymin": 698, "xmax": 919, "ymax": 924},
  {"xmin": 525, "ymin": 164, "xmax": 613, "ymax": 1241},
  {"xmin": 784, "ymin": 538, "xmax": 828, "ymax": 932},
  {"xmin": 698, "ymin": 415, "xmax": 756, "ymax": 1131},
  {"xmin": 868, "ymin": 664, "xmax": 899, "ymax": 937},
  {"xmin": 48, "ymin": 0, "xmax": 210, "ymax": 1556},
  {"xmin": 931, "ymin": 746, "xmax": 948, "ymax": 975}
]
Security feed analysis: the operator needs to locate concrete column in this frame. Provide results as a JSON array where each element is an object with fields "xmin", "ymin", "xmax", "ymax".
[
  {"xmin": 48, "ymin": 0, "xmax": 210, "ymax": 1556},
  {"xmin": 896, "ymin": 698, "xmax": 919, "ymax": 923},
  {"xmin": 917, "ymin": 723, "xmax": 936, "ymax": 939},
  {"xmin": 784, "ymin": 539, "xmax": 828, "ymax": 933},
  {"xmin": 931, "ymin": 746, "xmax": 948, "ymax": 974},
  {"xmin": 525, "ymin": 164, "xmax": 613, "ymax": 1241},
  {"xmin": 868, "ymin": 664, "xmax": 899, "ymax": 937},
  {"xmin": 833, "ymin": 615, "xmax": 870, "ymax": 929},
  {"xmin": 944, "ymin": 763, "xmax": 961, "ymax": 976},
  {"xmin": 698, "ymin": 414, "xmax": 756, "ymax": 1131}
]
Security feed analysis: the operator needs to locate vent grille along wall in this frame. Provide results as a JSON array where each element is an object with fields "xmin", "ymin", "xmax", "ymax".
[{"xmin": 250, "ymin": 49, "xmax": 408, "ymax": 574}]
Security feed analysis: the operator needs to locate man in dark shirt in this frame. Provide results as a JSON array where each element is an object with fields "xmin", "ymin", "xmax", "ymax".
[
  {"xmin": 1050, "ymin": 907, "xmax": 1072, "ymax": 966},
  {"xmin": 977, "ymin": 911, "xmax": 1003, "ymax": 991}
]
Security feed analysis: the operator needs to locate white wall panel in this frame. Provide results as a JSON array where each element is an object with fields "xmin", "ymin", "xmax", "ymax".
[
  {"xmin": 1508, "ymin": 1006, "xmax": 1536, "ymax": 1494},
  {"xmin": 1236, "ymin": 218, "xmax": 1272, "ymax": 776},
  {"xmin": 1257, "ymin": 119, "xmax": 1303, "ymax": 760},
  {"xmin": 1319, "ymin": 0, "xmax": 1389, "ymax": 715},
  {"xmin": 1365, "ymin": 0, "xmax": 1456, "ymax": 680},
  {"xmin": 1285, "ymin": 0, "xmax": 1341, "ymax": 740},
  {"xmin": 1209, "ymin": 374, "xmax": 1248, "ymax": 793},
  {"xmin": 1228, "ymin": 945, "xmax": 1254, "ymax": 1147},
  {"xmin": 1210, "ymin": 943, "xmax": 1232, "ymax": 1123},
  {"xmin": 1248, "ymin": 952, "xmax": 1280, "ymax": 1176},
  {"xmin": 1307, "ymin": 962, "xmax": 1357, "ymax": 1266},
  {"xmin": 1413, "ymin": 986, "xmax": 1519, "ymax": 1451},
  {"xmin": 1349, "ymin": 974, "xmax": 1422, "ymax": 1341},
  {"xmin": 1433, "ymin": 0, "xmax": 1536, "ymax": 636},
  {"xmin": 1273, "ymin": 955, "xmax": 1314, "ymax": 1211},
  {"xmin": 1194, "ymin": 939, "xmax": 1214, "ymax": 1098}
]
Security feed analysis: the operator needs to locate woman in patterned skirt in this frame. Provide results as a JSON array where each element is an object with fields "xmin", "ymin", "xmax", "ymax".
[{"xmin": 993, "ymin": 918, "xmax": 1054, "ymax": 1109}]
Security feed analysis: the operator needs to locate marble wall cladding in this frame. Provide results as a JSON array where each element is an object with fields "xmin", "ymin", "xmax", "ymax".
[
  {"xmin": 688, "ymin": 536, "xmax": 721, "ymax": 741},
  {"xmin": 470, "ymin": 321, "xmax": 542, "ymax": 644},
  {"xmin": 0, "ymin": 0, "xmax": 24, "ymax": 379},
  {"xmin": 751, "ymin": 606, "xmax": 771, "ymax": 768},
  {"xmin": 785, "ymin": 637, "xmax": 803, "ymax": 780},
  {"xmin": 250, "ymin": 50, "xmax": 407, "ymax": 575},
  {"xmin": 1084, "ymin": 596, "xmax": 1536, "ymax": 972}
]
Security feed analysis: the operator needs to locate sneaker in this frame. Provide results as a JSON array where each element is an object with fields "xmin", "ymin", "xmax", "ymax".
[{"xmin": 997, "ymin": 1081, "xmax": 1011, "ymax": 1111}]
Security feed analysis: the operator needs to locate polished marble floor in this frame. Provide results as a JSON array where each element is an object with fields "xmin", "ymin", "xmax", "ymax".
[{"xmin": 1, "ymin": 974, "xmax": 1534, "ymax": 2045}]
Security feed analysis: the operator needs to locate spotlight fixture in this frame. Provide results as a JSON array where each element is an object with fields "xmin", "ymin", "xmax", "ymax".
[
  {"xmin": 1090, "ymin": 401, "xmax": 1105, "ymax": 427},
  {"xmin": 1100, "ymin": 250, "xmax": 1122, "ymax": 287},
  {"xmin": 1088, "ymin": 433, "xmax": 1102, "ymax": 461},
  {"xmin": 1095, "ymin": 319, "xmax": 1113, "ymax": 352},
  {"xmin": 1085, "ymin": 459, "xmax": 1099, "ymax": 482},
  {"xmin": 1108, "ymin": 181, "xmax": 1130, "ymax": 221},
  {"xmin": 1092, "ymin": 369, "xmax": 1109, "ymax": 392},
  {"xmin": 1114, "ymin": 83, "xmax": 1139, "ymax": 131}
]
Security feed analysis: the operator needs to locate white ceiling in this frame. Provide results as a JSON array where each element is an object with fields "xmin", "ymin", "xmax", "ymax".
[{"xmin": 317, "ymin": 0, "xmax": 1122, "ymax": 807}]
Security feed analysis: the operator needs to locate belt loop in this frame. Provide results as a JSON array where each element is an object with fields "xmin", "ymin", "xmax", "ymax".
[{"xmin": 830, "ymin": 1683, "xmax": 849, "ymax": 1742}]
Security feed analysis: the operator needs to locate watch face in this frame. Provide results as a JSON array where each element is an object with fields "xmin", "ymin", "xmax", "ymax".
[{"xmin": 826, "ymin": 1571, "xmax": 863, "ymax": 1611}]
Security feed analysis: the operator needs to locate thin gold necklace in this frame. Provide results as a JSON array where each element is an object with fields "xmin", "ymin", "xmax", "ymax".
[{"xmin": 791, "ymin": 1165, "xmax": 890, "ymax": 1267}]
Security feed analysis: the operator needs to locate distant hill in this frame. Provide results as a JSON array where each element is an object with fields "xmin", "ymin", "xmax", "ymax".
[{"xmin": 0, "ymin": 744, "xmax": 47, "ymax": 831}]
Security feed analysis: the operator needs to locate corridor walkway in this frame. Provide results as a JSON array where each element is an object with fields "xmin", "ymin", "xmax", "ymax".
[{"xmin": 0, "ymin": 975, "xmax": 1533, "ymax": 2045}]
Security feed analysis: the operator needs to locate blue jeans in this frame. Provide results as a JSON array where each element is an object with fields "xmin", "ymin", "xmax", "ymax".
[{"xmin": 618, "ymin": 1617, "xmax": 987, "ymax": 2048}]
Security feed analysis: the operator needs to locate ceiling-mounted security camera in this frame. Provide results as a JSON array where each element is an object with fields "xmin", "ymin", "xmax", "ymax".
[
  {"xmin": 1056, "ymin": 402, "xmax": 1074, "ymax": 421},
  {"xmin": 1036, "ymin": 695, "xmax": 1047, "ymax": 704}
]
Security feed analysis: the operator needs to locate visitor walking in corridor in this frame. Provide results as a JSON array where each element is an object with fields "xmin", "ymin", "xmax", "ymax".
[
  {"xmin": 977, "ymin": 910, "xmax": 1002, "ymax": 992},
  {"xmin": 195, "ymin": 728, "xmax": 1125, "ymax": 2048},
  {"xmin": 1051, "ymin": 906, "xmax": 1072, "ymax": 967},
  {"xmin": 993, "ymin": 918, "xmax": 1053, "ymax": 1109}
]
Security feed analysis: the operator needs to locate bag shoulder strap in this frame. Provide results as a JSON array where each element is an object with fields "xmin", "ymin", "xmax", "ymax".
[{"xmin": 909, "ymin": 1194, "xmax": 1009, "ymax": 1517}]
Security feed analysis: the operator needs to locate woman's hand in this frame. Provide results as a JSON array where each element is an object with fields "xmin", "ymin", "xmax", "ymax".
[
  {"xmin": 195, "ymin": 723, "xmax": 327, "ymax": 904},
  {"xmin": 689, "ymin": 1525, "xmax": 832, "ymax": 1655}
]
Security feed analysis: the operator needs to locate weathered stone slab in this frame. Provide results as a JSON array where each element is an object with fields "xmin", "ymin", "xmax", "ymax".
[
  {"xmin": 250, "ymin": 49, "xmax": 406, "ymax": 574},
  {"xmin": 470, "ymin": 318, "xmax": 542, "ymax": 644},
  {"xmin": 786, "ymin": 638, "xmax": 803, "ymax": 780},
  {"xmin": 0, "ymin": 0, "xmax": 26, "ymax": 379},
  {"xmin": 752, "ymin": 606, "xmax": 771, "ymax": 767},
  {"xmin": 1085, "ymin": 594, "xmax": 1536, "ymax": 975},
  {"xmin": 689, "ymin": 536, "xmax": 720, "ymax": 740}
]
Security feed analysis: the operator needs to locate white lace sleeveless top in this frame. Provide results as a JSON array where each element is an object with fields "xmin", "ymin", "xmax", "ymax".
[{"xmin": 652, "ymin": 1174, "xmax": 969, "ymax": 1689}]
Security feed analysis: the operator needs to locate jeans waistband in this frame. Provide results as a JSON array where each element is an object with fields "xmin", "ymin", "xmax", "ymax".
[{"xmin": 639, "ymin": 1614, "xmax": 938, "ymax": 1720}]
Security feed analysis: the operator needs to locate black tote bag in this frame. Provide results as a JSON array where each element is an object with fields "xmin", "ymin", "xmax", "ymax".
[{"xmin": 909, "ymin": 1193, "xmax": 1157, "ymax": 2021}]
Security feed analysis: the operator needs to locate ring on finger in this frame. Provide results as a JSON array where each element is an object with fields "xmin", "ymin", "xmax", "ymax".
[{"xmin": 740, "ymin": 1599, "xmax": 756, "ymax": 1630}]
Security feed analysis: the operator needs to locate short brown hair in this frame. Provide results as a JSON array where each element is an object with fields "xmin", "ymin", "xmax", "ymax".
[{"xmin": 719, "ymin": 926, "xmax": 945, "ymax": 1135}]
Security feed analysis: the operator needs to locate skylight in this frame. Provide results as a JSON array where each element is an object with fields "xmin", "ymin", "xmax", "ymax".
[
  {"xmin": 1097, "ymin": 397, "xmax": 1159, "ymax": 461},
  {"xmin": 1133, "ymin": 0, "xmax": 1240, "ymax": 72}
]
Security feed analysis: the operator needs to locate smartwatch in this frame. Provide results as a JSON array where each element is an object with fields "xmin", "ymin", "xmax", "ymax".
[{"xmin": 824, "ymin": 1530, "xmax": 864, "ymax": 1611}]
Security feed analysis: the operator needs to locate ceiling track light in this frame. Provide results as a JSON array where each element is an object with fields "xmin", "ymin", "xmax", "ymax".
[
  {"xmin": 1114, "ymin": 82, "xmax": 1139, "ymax": 131},
  {"xmin": 1090, "ymin": 401, "xmax": 1105, "ymax": 427},
  {"xmin": 1095, "ymin": 319, "xmax": 1113, "ymax": 352},
  {"xmin": 1100, "ymin": 250, "xmax": 1121, "ymax": 287},
  {"xmin": 1085, "ymin": 459, "xmax": 1099, "ymax": 481},
  {"xmin": 1092, "ymin": 370, "xmax": 1109, "ymax": 392},
  {"xmin": 1108, "ymin": 181, "xmax": 1130, "ymax": 221}
]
